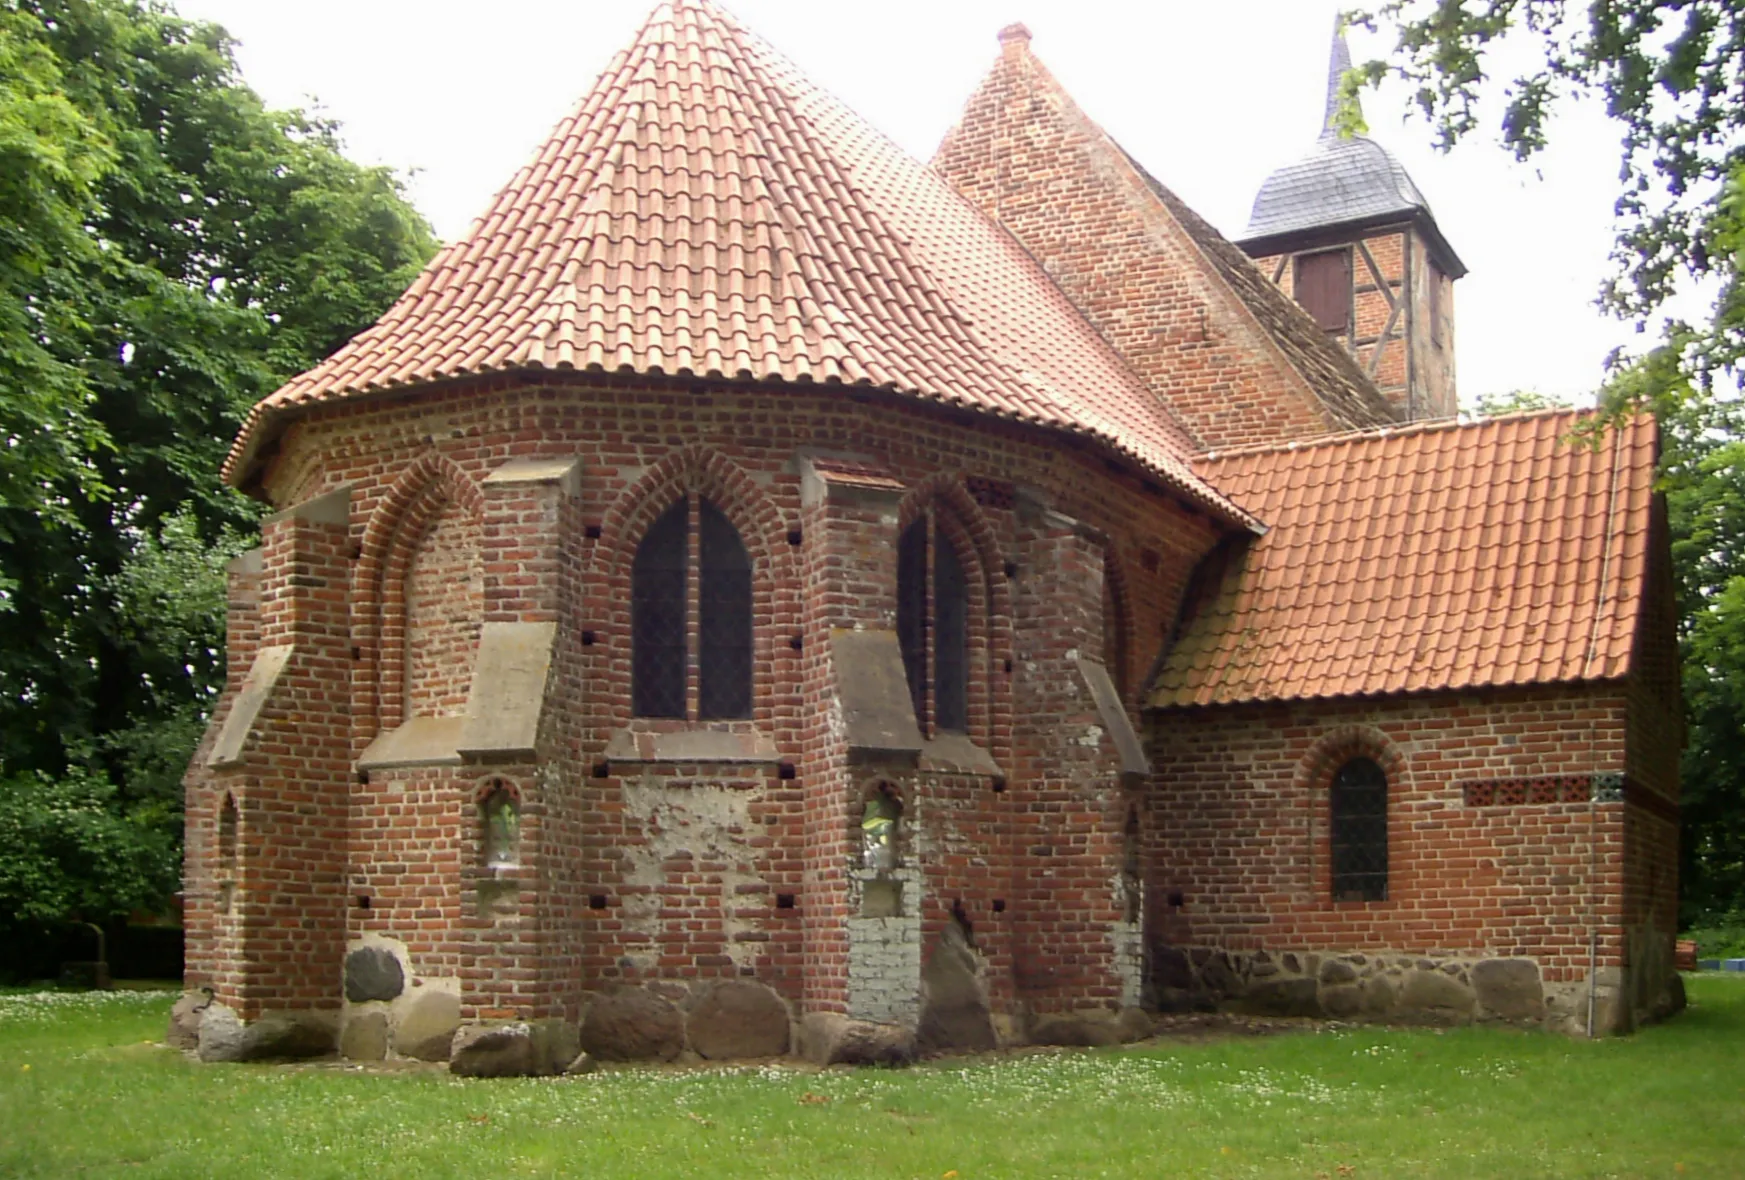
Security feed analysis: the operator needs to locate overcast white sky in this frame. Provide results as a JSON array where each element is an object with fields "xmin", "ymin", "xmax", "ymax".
[{"xmin": 173, "ymin": 0, "xmax": 1659, "ymax": 406}]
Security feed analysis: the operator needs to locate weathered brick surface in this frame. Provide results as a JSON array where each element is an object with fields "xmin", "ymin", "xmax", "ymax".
[
  {"xmin": 931, "ymin": 30, "xmax": 1393, "ymax": 450},
  {"xmin": 1147, "ymin": 684, "xmax": 1675, "ymax": 1026},
  {"xmin": 186, "ymin": 375, "xmax": 1206, "ymax": 1031}
]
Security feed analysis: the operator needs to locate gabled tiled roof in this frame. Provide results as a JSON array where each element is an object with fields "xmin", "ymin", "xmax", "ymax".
[
  {"xmin": 1150, "ymin": 410, "xmax": 1657, "ymax": 708},
  {"xmin": 223, "ymin": 0, "xmax": 1244, "ymax": 525}
]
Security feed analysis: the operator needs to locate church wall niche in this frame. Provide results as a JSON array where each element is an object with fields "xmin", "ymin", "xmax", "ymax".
[{"xmin": 401, "ymin": 494, "xmax": 483, "ymax": 719}]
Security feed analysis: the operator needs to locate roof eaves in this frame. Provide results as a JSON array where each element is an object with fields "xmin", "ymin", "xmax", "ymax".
[{"xmin": 1237, "ymin": 207, "xmax": 1468, "ymax": 280}]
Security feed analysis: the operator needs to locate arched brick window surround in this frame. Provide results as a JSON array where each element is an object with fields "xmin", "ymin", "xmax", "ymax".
[
  {"xmin": 354, "ymin": 455, "xmax": 486, "ymax": 736},
  {"xmin": 595, "ymin": 447, "xmax": 795, "ymax": 729},
  {"xmin": 1292, "ymin": 726, "xmax": 1407, "ymax": 906},
  {"xmin": 895, "ymin": 475, "xmax": 1010, "ymax": 755}
]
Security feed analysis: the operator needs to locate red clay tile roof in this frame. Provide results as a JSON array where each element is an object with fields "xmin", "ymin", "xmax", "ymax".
[
  {"xmin": 223, "ymin": 0, "xmax": 1246, "ymax": 526},
  {"xmin": 1150, "ymin": 410, "xmax": 1658, "ymax": 708}
]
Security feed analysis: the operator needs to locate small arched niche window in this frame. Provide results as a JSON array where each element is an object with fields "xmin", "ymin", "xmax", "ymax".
[
  {"xmin": 481, "ymin": 784, "xmax": 520, "ymax": 868},
  {"xmin": 897, "ymin": 516, "xmax": 969, "ymax": 734},
  {"xmin": 217, "ymin": 793, "xmax": 238, "ymax": 872},
  {"xmin": 1331, "ymin": 756, "xmax": 1388, "ymax": 902},
  {"xmin": 631, "ymin": 496, "xmax": 753, "ymax": 720},
  {"xmin": 860, "ymin": 785, "xmax": 903, "ymax": 873}
]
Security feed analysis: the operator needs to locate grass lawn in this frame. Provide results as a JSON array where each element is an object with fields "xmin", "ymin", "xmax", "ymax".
[{"xmin": 3, "ymin": 978, "xmax": 1743, "ymax": 1178}]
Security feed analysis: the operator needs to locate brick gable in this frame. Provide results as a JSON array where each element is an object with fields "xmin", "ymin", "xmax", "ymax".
[{"xmin": 931, "ymin": 26, "xmax": 1398, "ymax": 451}]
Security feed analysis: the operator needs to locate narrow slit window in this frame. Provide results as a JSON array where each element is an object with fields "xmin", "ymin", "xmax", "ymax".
[
  {"xmin": 1331, "ymin": 756, "xmax": 1388, "ymax": 901},
  {"xmin": 482, "ymin": 786, "xmax": 520, "ymax": 867},
  {"xmin": 218, "ymin": 794, "xmax": 238, "ymax": 870}
]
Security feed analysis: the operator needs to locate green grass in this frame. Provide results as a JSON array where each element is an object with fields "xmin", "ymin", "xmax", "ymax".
[{"xmin": 4, "ymin": 979, "xmax": 1744, "ymax": 1178}]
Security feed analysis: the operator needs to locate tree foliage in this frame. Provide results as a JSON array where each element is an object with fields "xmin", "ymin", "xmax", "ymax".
[
  {"xmin": 1349, "ymin": 0, "xmax": 1744, "ymax": 372},
  {"xmin": 0, "ymin": 0, "xmax": 436, "ymax": 929},
  {"xmin": 1352, "ymin": 0, "xmax": 1745, "ymax": 918}
]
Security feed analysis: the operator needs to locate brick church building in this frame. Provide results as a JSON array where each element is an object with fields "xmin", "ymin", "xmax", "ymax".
[{"xmin": 180, "ymin": 2, "xmax": 1682, "ymax": 1068}]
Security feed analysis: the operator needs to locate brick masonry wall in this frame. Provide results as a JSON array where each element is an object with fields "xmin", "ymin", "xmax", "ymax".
[
  {"xmin": 185, "ymin": 373, "xmax": 1216, "ymax": 1032},
  {"xmin": 182, "ymin": 554, "xmax": 261, "ymax": 1000},
  {"xmin": 1145, "ymin": 684, "xmax": 1676, "ymax": 998},
  {"xmin": 186, "ymin": 496, "xmax": 355, "ymax": 1017},
  {"xmin": 189, "ymin": 373, "xmax": 1674, "ymax": 1036},
  {"xmin": 931, "ymin": 35, "xmax": 1346, "ymax": 450}
]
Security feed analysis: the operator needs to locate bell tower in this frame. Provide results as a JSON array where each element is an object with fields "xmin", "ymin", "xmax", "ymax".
[{"xmin": 1237, "ymin": 21, "xmax": 1464, "ymax": 420}]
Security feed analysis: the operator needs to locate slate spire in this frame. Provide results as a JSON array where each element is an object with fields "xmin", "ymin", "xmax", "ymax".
[{"xmin": 1321, "ymin": 16, "xmax": 1357, "ymax": 138}]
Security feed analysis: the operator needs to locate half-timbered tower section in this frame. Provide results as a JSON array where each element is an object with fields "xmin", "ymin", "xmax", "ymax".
[
  {"xmin": 1237, "ymin": 24, "xmax": 1464, "ymax": 421},
  {"xmin": 179, "ymin": 0, "xmax": 1678, "ymax": 1070}
]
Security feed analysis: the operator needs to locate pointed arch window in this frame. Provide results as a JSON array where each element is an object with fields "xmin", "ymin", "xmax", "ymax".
[
  {"xmin": 632, "ymin": 496, "xmax": 753, "ymax": 720},
  {"xmin": 1331, "ymin": 756, "xmax": 1388, "ymax": 902},
  {"xmin": 897, "ymin": 516, "xmax": 969, "ymax": 734}
]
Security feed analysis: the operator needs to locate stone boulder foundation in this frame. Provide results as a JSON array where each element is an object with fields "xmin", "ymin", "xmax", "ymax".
[
  {"xmin": 343, "ymin": 946, "xmax": 404, "ymax": 1004},
  {"xmin": 685, "ymin": 981, "xmax": 790, "ymax": 1060},
  {"xmin": 798, "ymin": 1013, "xmax": 916, "ymax": 1066},
  {"xmin": 1028, "ymin": 1012, "xmax": 1121, "ymax": 1048},
  {"xmin": 449, "ymin": 1024, "xmax": 537, "ymax": 1078},
  {"xmin": 197, "ymin": 1004, "xmax": 336, "ymax": 1062},
  {"xmin": 166, "ymin": 993, "xmax": 205, "ymax": 1050},
  {"xmin": 392, "ymin": 989, "xmax": 462, "ymax": 1062},
  {"xmin": 1471, "ymin": 959, "xmax": 1544, "ymax": 1021},
  {"xmin": 339, "ymin": 1011, "xmax": 389, "ymax": 1061},
  {"xmin": 580, "ymin": 988, "xmax": 684, "ymax": 1062},
  {"xmin": 917, "ymin": 924, "xmax": 996, "ymax": 1051}
]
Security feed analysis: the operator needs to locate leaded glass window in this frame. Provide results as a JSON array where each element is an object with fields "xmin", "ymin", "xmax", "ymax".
[
  {"xmin": 933, "ymin": 527, "xmax": 967, "ymax": 732},
  {"xmin": 699, "ymin": 499, "xmax": 752, "ymax": 720},
  {"xmin": 895, "ymin": 514, "xmax": 970, "ymax": 735},
  {"xmin": 632, "ymin": 500, "xmax": 688, "ymax": 718},
  {"xmin": 630, "ymin": 496, "xmax": 753, "ymax": 720},
  {"xmin": 897, "ymin": 519, "xmax": 928, "ymax": 724},
  {"xmin": 1331, "ymin": 756, "xmax": 1388, "ymax": 902}
]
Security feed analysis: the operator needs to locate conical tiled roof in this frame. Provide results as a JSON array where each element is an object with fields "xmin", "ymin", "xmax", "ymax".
[
  {"xmin": 1239, "ymin": 21, "xmax": 1463, "ymax": 277},
  {"xmin": 224, "ymin": 0, "xmax": 1245, "ymax": 525}
]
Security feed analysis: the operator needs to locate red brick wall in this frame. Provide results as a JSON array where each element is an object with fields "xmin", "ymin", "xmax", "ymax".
[
  {"xmin": 1147, "ymin": 686, "xmax": 1637, "ymax": 982},
  {"xmin": 187, "ymin": 495, "xmax": 355, "ymax": 1017},
  {"xmin": 932, "ymin": 34, "xmax": 1347, "ymax": 450},
  {"xmin": 184, "ymin": 373, "xmax": 1218, "ymax": 1027}
]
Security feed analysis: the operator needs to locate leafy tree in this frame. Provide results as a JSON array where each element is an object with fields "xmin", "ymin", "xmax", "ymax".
[
  {"xmin": 0, "ymin": 0, "xmax": 436, "ymax": 934},
  {"xmin": 1346, "ymin": 1, "xmax": 1743, "ymax": 375},
  {"xmin": 1350, "ymin": 1, "xmax": 1745, "ymax": 918}
]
